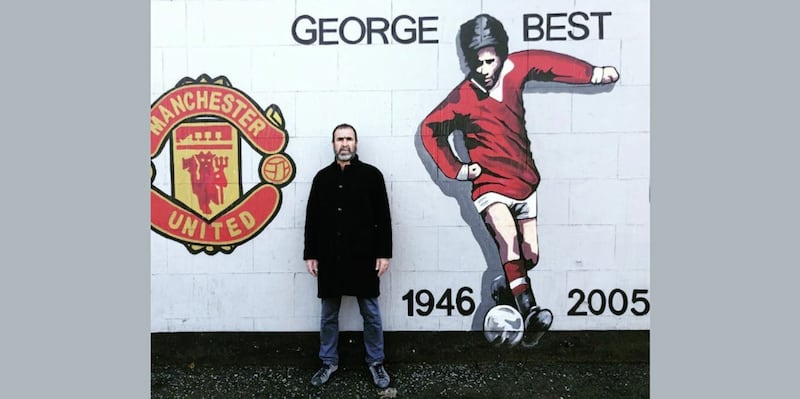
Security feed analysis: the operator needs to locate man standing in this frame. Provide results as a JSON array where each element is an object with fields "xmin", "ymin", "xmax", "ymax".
[
  {"xmin": 420, "ymin": 14, "xmax": 619, "ymax": 347},
  {"xmin": 304, "ymin": 123, "xmax": 392, "ymax": 388}
]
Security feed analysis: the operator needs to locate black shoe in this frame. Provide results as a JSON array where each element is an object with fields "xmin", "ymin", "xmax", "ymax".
[
  {"xmin": 310, "ymin": 363, "xmax": 338, "ymax": 387},
  {"xmin": 521, "ymin": 307, "xmax": 553, "ymax": 348},
  {"xmin": 368, "ymin": 362, "xmax": 390, "ymax": 389}
]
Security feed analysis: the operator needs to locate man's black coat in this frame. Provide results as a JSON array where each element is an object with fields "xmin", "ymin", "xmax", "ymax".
[{"xmin": 303, "ymin": 155, "xmax": 392, "ymax": 298}]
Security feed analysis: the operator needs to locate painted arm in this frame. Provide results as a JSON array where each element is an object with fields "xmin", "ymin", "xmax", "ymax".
[
  {"xmin": 420, "ymin": 93, "xmax": 478, "ymax": 180},
  {"xmin": 517, "ymin": 49, "xmax": 618, "ymax": 85}
]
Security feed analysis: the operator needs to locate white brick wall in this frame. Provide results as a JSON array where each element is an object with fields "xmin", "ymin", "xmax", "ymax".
[{"xmin": 151, "ymin": 0, "xmax": 650, "ymax": 333}]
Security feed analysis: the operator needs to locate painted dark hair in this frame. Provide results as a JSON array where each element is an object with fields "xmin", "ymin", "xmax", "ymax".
[
  {"xmin": 459, "ymin": 14, "xmax": 509, "ymax": 68},
  {"xmin": 331, "ymin": 123, "xmax": 358, "ymax": 142}
]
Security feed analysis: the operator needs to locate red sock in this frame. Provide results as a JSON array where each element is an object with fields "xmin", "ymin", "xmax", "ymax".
[{"xmin": 503, "ymin": 259, "xmax": 528, "ymax": 296}]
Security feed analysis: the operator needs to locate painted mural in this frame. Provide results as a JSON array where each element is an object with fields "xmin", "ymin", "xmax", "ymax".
[
  {"xmin": 151, "ymin": 0, "xmax": 650, "ymax": 337},
  {"xmin": 419, "ymin": 14, "xmax": 618, "ymax": 347}
]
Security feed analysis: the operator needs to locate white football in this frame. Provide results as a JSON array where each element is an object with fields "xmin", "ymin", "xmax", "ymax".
[{"xmin": 483, "ymin": 305, "xmax": 524, "ymax": 347}]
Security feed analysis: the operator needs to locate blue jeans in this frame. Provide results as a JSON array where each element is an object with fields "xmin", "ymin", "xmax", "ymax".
[{"xmin": 319, "ymin": 296, "xmax": 385, "ymax": 366}]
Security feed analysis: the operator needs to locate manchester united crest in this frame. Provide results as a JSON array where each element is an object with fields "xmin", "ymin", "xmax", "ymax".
[{"xmin": 150, "ymin": 74, "xmax": 295, "ymax": 254}]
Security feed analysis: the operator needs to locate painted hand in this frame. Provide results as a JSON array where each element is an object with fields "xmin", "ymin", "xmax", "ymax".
[
  {"xmin": 467, "ymin": 163, "xmax": 482, "ymax": 180},
  {"xmin": 591, "ymin": 66, "xmax": 620, "ymax": 84}
]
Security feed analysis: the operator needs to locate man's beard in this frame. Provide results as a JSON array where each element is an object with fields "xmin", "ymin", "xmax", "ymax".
[{"xmin": 336, "ymin": 150, "xmax": 354, "ymax": 161}]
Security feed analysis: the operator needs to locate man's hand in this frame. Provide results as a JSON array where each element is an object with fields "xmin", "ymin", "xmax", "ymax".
[
  {"xmin": 306, "ymin": 259, "xmax": 318, "ymax": 277},
  {"xmin": 375, "ymin": 258, "xmax": 390, "ymax": 277},
  {"xmin": 590, "ymin": 66, "xmax": 620, "ymax": 84},
  {"xmin": 467, "ymin": 163, "xmax": 482, "ymax": 180}
]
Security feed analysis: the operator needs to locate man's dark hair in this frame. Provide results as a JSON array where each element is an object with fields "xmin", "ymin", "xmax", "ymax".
[
  {"xmin": 459, "ymin": 14, "xmax": 509, "ymax": 69},
  {"xmin": 331, "ymin": 123, "xmax": 358, "ymax": 142}
]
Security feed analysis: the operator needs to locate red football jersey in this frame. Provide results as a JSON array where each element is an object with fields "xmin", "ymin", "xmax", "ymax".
[{"xmin": 421, "ymin": 50, "xmax": 594, "ymax": 200}]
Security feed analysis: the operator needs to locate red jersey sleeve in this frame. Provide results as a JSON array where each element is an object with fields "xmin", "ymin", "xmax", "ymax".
[
  {"xmin": 512, "ymin": 49, "xmax": 594, "ymax": 84},
  {"xmin": 420, "ymin": 87, "xmax": 470, "ymax": 179}
]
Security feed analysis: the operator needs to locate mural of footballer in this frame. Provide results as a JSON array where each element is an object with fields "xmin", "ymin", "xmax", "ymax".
[{"xmin": 421, "ymin": 14, "xmax": 619, "ymax": 347}]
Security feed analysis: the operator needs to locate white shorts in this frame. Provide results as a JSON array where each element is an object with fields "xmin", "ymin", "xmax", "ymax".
[{"xmin": 474, "ymin": 191, "xmax": 537, "ymax": 219}]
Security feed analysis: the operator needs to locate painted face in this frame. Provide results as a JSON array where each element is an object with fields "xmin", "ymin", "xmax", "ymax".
[
  {"xmin": 332, "ymin": 127, "xmax": 357, "ymax": 162},
  {"xmin": 475, "ymin": 46, "xmax": 502, "ymax": 90}
]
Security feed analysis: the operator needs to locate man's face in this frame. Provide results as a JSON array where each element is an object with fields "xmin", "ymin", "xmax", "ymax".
[
  {"xmin": 475, "ymin": 46, "xmax": 503, "ymax": 89},
  {"xmin": 332, "ymin": 127, "xmax": 357, "ymax": 162}
]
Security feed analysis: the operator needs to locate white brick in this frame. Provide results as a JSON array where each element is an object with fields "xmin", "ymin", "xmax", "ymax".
[
  {"xmin": 297, "ymin": 0, "xmax": 391, "ymax": 19},
  {"xmin": 162, "ymin": 48, "xmax": 189, "ymax": 89},
  {"xmin": 285, "ymin": 139, "xmax": 331, "ymax": 183},
  {"xmin": 574, "ymin": 0, "xmax": 650, "ymax": 40},
  {"xmin": 354, "ymin": 136, "xmax": 431, "ymax": 182},
  {"xmin": 567, "ymin": 269, "xmax": 650, "ymax": 291},
  {"xmin": 151, "ymin": 1, "xmax": 186, "ymax": 47},
  {"xmin": 165, "ymin": 317, "xmax": 256, "ymax": 333},
  {"xmin": 438, "ymin": 227, "xmax": 495, "ymax": 272},
  {"xmin": 618, "ymin": 133, "xmax": 649, "ymax": 178},
  {"xmin": 150, "ymin": 232, "xmax": 169, "ymax": 274},
  {"xmin": 253, "ymin": 46, "xmax": 340, "ymax": 92},
  {"xmin": 162, "ymin": 273, "xmax": 269, "ymax": 321},
  {"xmin": 523, "ymin": 91, "xmax": 574, "ymax": 134},
  {"xmin": 436, "ymin": 44, "xmax": 468, "ymax": 91},
  {"xmin": 337, "ymin": 45, "xmax": 439, "ymax": 91},
  {"xmin": 265, "ymin": 186, "xmax": 299, "ymax": 230},
  {"xmin": 616, "ymin": 224, "xmax": 650, "ymax": 271},
  {"xmin": 293, "ymin": 271, "xmax": 319, "ymax": 318},
  {"xmin": 151, "ymin": 48, "xmax": 164, "ymax": 93},
  {"xmin": 150, "ymin": 273, "xmax": 197, "ymax": 319},
  {"xmin": 198, "ymin": 0, "xmax": 297, "ymax": 47},
  {"xmin": 251, "ymin": 227, "xmax": 303, "ymax": 272},
  {"xmin": 537, "ymin": 180, "xmax": 571, "ymax": 225},
  {"xmin": 165, "ymin": 238, "xmax": 255, "ymax": 274},
  {"xmin": 186, "ymin": 47, "xmax": 253, "ymax": 92},
  {"xmin": 294, "ymin": 181, "xmax": 312, "ymax": 228},
  {"xmin": 621, "ymin": 38, "xmax": 650, "ymax": 86},
  {"xmin": 538, "ymin": 225, "xmax": 616, "ymax": 270},
  {"xmin": 221, "ymin": 273, "xmax": 294, "ymax": 318},
  {"xmin": 569, "ymin": 179, "xmax": 649, "ymax": 225},
  {"xmin": 391, "ymin": 181, "xmax": 466, "ymax": 227},
  {"xmin": 519, "ymin": 40, "xmax": 622, "ymax": 78},
  {"xmin": 254, "ymin": 316, "xmax": 318, "ymax": 332},
  {"xmin": 151, "ymin": 318, "xmax": 168, "ymax": 333},
  {"xmin": 533, "ymin": 133, "xmax": 619, "ymax": 179},
  {"xmin": 185, "ymin": 2, "xmax": 205, "ymax": 48},
  {"xmin": 573, "ymin": 85, "xmax": 649, "ymax": 133},
  {"xmin": 294, "ymin": 91, "xmax": 392, "ymax": 138},
  {"xmin": 438, "ymin": 316, "xmax": 473, "ymax": 331},
  {"xmin": 393, "ymin": 226, "xmax": 439, "ymax": 272}
]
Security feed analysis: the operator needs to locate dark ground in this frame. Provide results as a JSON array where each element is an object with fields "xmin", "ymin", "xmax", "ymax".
[{"xmin": 152, "ymin": 331, "xmax": 649, "ymax": 398}]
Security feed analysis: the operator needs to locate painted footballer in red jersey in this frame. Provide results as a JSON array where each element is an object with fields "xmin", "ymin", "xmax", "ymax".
[{"xmin": 421, "ymin": 14, "xmax": 619, "ymax": 347}]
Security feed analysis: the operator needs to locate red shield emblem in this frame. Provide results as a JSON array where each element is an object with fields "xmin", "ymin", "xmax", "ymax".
[{"xmin": 150, "ymin": 75, "xmax": 295, "ymax": 254}]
